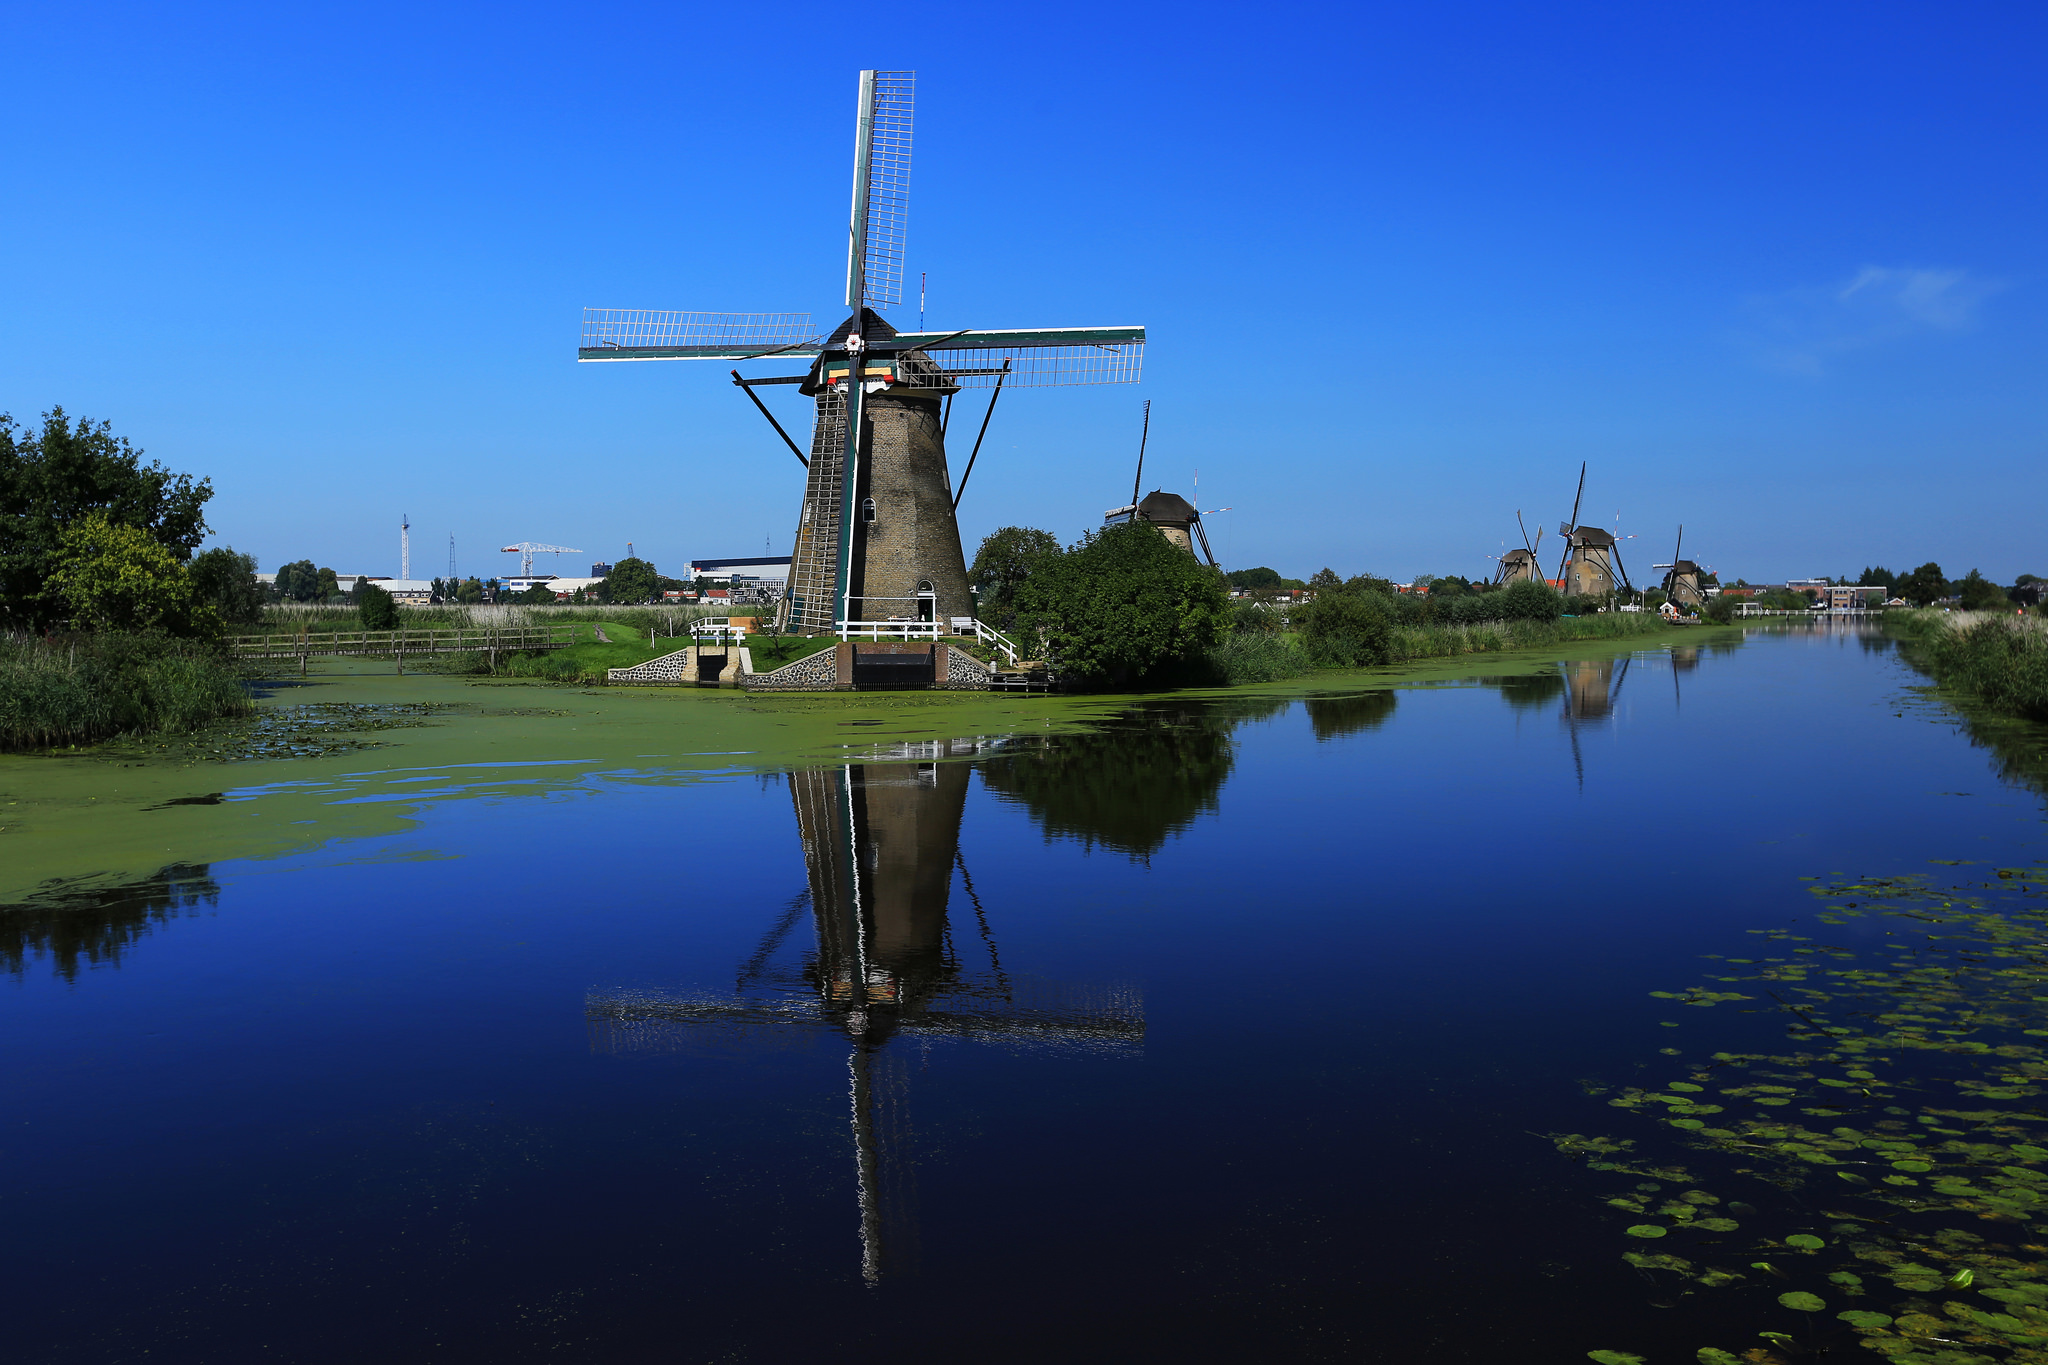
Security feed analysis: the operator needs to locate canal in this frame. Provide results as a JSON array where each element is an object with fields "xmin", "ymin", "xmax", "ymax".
[{"xmin": 5, "ymin": 625, "xmax": 2045, "ymax": 1362}]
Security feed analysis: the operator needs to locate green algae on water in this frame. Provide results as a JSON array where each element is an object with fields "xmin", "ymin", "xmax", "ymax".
[{"xmin": 1556, "ymin": 863, "xmax": 2048, "ymax": 1362}]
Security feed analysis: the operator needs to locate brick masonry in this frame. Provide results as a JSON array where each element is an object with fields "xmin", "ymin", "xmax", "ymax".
[
  {"xmin": 607, "ymin": 646, "xmax": 754, "ymax": 686},
  {"xmin": 852, "ymin": 391, "xmax": 973, "ymax": 627}
]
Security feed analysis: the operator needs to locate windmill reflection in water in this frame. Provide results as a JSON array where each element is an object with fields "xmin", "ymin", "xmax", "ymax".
[{"xmin": 585, "ymin": 746, "xmax": 1144, "ymax": 1283}]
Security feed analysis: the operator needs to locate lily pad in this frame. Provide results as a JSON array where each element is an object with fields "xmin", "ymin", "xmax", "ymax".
[
  {"xmin": 1892, "ymin": 1159, "xmax": 1933, "ymax": 1172},
  {"xmin": 1624, "ymin": 1225, "xmax": 1667, "ymax": 1239},
  {"xmin": 1695, "ymin": 1352, "xmax": 1742, "ymax": 1365},
  {"xmin": 1778, "ymin": 1291, "xmax": 1826, "ymax": 1312},
  {"xmin": 1837, "ymin": 1310, "xmax": 1893, "ymax": 1328},
  {"xmin": 1692, "ymin": 1217, "xmax": 1739, "ymax": 1232},
  {"xmin": 1586, "ymin": 1353, "xmax": 1645, "ymax": 1365},
  {"xmin": 1785, "ymin": 1234, "xmax": 1825, "ymax": 1250}
]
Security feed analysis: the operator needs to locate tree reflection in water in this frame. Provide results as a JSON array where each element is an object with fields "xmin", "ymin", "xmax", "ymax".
[
  {"xmin": 587, "ymin": 749, "xmax": 1144, "ymax": 1283},
  {"xmin": 1303, "ymin": 690, "xmax": 1397, "ymax": 741},
  {"xmin": 1, "ymin": 864, "xmax": 219, "ymax": 981}
]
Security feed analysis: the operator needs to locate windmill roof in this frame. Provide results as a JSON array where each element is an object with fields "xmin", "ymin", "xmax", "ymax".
[
  {"xmin": 824, "ymin": 308, "xmax": 898, "ymax": 348},
  {"xmin": 1573, "ymin": 527, "xmax": 1617, "ymax": 548},
  {"xmin": 1136, "ymin": 490, "xmax": 1197, "ymax": 524},
  {"xmin": 1670, "ymin": 560, "xmax": 1700, "ymax": 574}
]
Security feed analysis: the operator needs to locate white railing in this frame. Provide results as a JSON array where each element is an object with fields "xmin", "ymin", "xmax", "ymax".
[{"xmin": 831, "ymin": 617, "xmax": 1023, "ymax": 667}]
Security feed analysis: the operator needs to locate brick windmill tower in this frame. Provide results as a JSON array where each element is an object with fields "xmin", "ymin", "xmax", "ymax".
[{"xmin": 579, "ymin": 70, "xmax": 1146, "ymax": 634}]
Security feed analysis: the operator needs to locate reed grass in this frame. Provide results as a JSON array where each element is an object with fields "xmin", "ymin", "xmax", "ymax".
[
  {"xmin": 0, "ymin": 634, "xmax": 252, "ymax": 749},
  {"xmin": 1893, "ymin": 610, "xmax": 2048, "ymax": 721}
]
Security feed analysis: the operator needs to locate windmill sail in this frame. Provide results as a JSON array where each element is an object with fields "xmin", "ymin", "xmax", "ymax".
[{"xmin": 847, "ymin": 70, "xmax": 914, "ymax": 311}]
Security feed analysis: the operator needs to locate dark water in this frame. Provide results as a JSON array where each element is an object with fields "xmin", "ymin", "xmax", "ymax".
[{"xmin": 6, "ymin": 628, "xmax": 2046, "ymax": 1363}]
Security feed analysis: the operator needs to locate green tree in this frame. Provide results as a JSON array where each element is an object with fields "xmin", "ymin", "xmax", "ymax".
[
  {"xmin": 517, "ymin": 583, "xmax": 557, "ymax": 604},
  {"xmin": 315, "ymin": 567, "xmax": 342, "ymax": 601},
  {"xmin": 1295, "ymin": 588, "xmax": 1394, "ymax": 666},
  {"xmin": 455, "ymin": 577, "xmax": 484, "ymax": 605},
  {"xmin": 1956, "ymin": 569, "xmax": 2008, "ymax": 612},
  {"xmin": 274, "ymin": 559, "xmax": 319, "ymax": 602},
  {"xmin": 0, "ymin": 408, "xmax": 213, "ymax": 632},
  {"xmin": 1307, "ymin": 567, "xmax": 1342, "ymax": 592},
  {"xmin": 1226, "ymin": 566, "xmax": 1284, "ymax": 590},
  {"xmin": 1012, "ymin": 521, "xmax": 1230, "ymax": 687},
  {"xmin": 1897, "ymin": 562, "xmax": 1949, "ymax": 607},
  {"xmin": 599, "ymin": 558, "xmax": 658, "ymax": 603},
  {"xmin": 969, "ymin": 526, "xmax": 1063, "ymax": 626},
  {"xmin": 188, "ymin": 547, "xmax": 264, "ymax": 626},
  {"xmin": 48, "ymin": 513, "xmax": 206, "ymax": 635},
  {"xmin": 356, "ymin": 581, "xmax": 399, "ymax": 629}
]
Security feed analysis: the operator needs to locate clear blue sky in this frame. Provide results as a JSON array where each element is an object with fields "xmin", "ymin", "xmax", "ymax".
[{"xmin": 3, "ymin": 0, "xmax": 2042, "ymax": 586}]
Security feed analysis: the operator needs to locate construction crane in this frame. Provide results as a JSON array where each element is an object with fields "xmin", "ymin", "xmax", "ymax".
[{"xmin": 499, "ymin": 542, "xmax": 584, "ymax": 577}]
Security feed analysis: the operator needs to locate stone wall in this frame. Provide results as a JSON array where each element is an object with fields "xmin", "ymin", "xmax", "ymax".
[
  {"xmin": 744, "ymin": 645, "xmax": 842, "ymax": 692},
  {"xmin": 945, "ymin": 648, "xmax": 993, "ymax": 688},
  {"xmin": 607, "ymin": 646, "xmax": 754, "ymax": 686}
]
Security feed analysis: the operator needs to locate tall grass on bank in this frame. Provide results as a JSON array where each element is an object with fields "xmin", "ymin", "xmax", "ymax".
[
  {"xmin": 1893, "ymin": 610, "xmax": 2048, "ymax": 722},
  {"xmin": 255, "ymin": 602, "xmax": 738, "ymax": 636},
  {"xmin": 1202, "ymin": 611, "xmax": 1685, "ymax": 685},
  {"xmin": 0, "ymin": 634, "xmax": 251, "ymax": 749}
]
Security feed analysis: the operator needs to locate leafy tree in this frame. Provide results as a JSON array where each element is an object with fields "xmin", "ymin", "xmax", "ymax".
[
  {"xmin": 0, "ymin": 408, "xmax": 213, "ymax": 632},
  {"xmin": 1897, "ymin": 562, "xmax": 1949, "ymax": 607},
  {"xmin": 189, "ymin": 547, "xmax": 263, "ymax": 626},
  {"xmin": 969, "ymin": 526, "xmax": 1062, "ymax": 626},
  {"xmin": 455, "ymin": 578, "xmax": 484, "ymax": 605},
  {"xmin": 355, "ymin": 581, "xmax": 399, "ymax": 629},
  {"xmin": 1956, "ymin": 569, "xmax": 2008, "ymax": 612},
  {"xmin": 599, "ymin": 557, "xmax": 659, "ymax": 603},
  {"xmin": 1494, "ymin": 578, "xmax": 1563, "ymax": 621},
  {"xmin": 1295, "ymin": 587, "xmax": 1393, "ymax": 666},
  {"xmin": 314, "ymin": 567, "xmax": 341, "ymax": 601},
  {"xmin": 517, "ymin": 583, "xmax": 557, "ymax": 604},
  {"xmin": 1012, "ymin": 521, "xmax": 1230, "ymax": 687},
  {"xmin": 1857, "ymin": 566, "xmax": 1898, "ymax": 591},
  {"xmin": 1307, "ymin": 567, "xmax": 1343, "ymax": 592},
  {"xmin": 1226, "ymin": 566, "xmax": 1286, "ymax": 590},
  {"xmin": 274, "ymin": 559, "xmax": 320, "ymax": 602},
  {"xmin": 1342, "ymin": 572, "xmax": 1398, "ymax": 597},
  {"xmin": 48, "ymin": 513, "xmax": 205, "ymax": 635}
]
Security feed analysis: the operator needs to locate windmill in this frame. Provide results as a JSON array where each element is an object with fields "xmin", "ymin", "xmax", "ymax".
[
  {"xmin": 585, "ymin": 755, "xmax": 1142, "ymax": 1282},
  {"xmin": 1654, "ymin": 525, "xmax": 1707, "ymax": 610},
  {"xmin": 580, "ymin": 71, "xmax": 1146, "ymax": 635},
  {"xmin": 1493, "ymin": 510, "xmax": 1546, "ymax": 586},
  {"xmin": 1100, "ymin": 402, "xmax": 1218, "ymax": 564},
  {"xmin": 1552, "ymin": 463, "xmax": 1633, "ymax": 599}
]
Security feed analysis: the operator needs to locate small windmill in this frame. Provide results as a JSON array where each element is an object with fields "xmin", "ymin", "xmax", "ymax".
[
  {"xmin": 1552, "ymin": 463, "xmax": 1633, "ymax": 598},
  {"xmin": 1654, "ymin": 526, "xmax": 1707, "ymax": 610},
  {"xmin": 581, "ymin": 71, "xmax": 1145, "ymax": 635},
  {"xmin": 1493, "ymin": 510, "xmax": 1546, "ymax": 586},
  {"xmin": 1101, "ymin": 402, "xmax": 1218, "ymax": 564}
]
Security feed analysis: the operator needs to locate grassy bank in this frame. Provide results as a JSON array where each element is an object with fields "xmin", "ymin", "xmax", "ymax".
[
  {"xmin": 1890, "ymin": 609, "xmax": 2048, "ymax": 721},
  {"xmin": 1207, "ymin": 610, "xmax": 1700, "ymax": 685},
  {"xmin": 0, "ymin": 634, "xmax": 251, "ymax": 749}
]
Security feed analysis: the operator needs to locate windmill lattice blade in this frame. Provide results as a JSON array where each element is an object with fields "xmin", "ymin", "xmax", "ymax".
[
  {"xmin": 581, "ymin": 309, "xmax": 818, "ymax": 357},
  {"xmin": 922, "ymin": 341, "xmax": 1143, "ymax": 388},
  {"xmin": 860, "ymin": 71, "xmax": 914, "ymax": 310}
]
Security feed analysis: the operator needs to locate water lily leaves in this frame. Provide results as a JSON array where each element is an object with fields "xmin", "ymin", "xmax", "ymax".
[
  {"xmin": 1669, "ymin": 1118, "xmax": 1707, "ymax": 1130},
  {"xmin": 2013, "ymin": 1144, "xmax": 2048, "ymax": 1160},
  {"xmin": 1694, "ymin": 1351, "xmax": 1742, "ymax": 1365},
  {"xmin": 1837, "ymin": 1309, "xmax": 1893, "ymax": 1328},
  {"xmin": 1727, "ymin": 1201, "xmax": 1759, "ymax": 1218},
  {"xmin": 1624, "ymin": 1225, "xmax": 1667, "ymax": 1239},
  {"xmin": 1785, "ymin": 1234, "xmax": 1826, "ymax": 1250},
  {"xmin": 1892, "ymin": 1159, "xmax": 1933, "ymax": 1172},
  {"xmin": 1585, "ymin": 1353, "xmax": 1645, "ymax": 1365},
  {"xmin": 1692, "ymin": 1217, "xmax": 1740, "ymax": 1232},
  {"xmin": 1778, "ymin": 1291, "xmax": 1827, "ymax": 1312},
  {"xmin": 1668, "ymin": 1082, "xmax": 1705, "ymax": 1092},
  {"xmin": 1752, "ymin": 1261, "xmax": 1790, "ymax": 1279}
]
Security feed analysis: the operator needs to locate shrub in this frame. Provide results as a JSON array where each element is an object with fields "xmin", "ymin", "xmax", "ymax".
[
  {"xmin": 1013, "ymin": 522, "xmax": 1231, "ymax": 688},
  {"xmin": 1494, "ymin": 578, "xmax": 1563, "ymax": 621},
  {"xmin": 356, "ymin": 581, "xmax": 399, "ymax": 630},
  {"xmin": 0, "ymin": 632, "xmax": 250, "ymax": 749},
  {"xmin": 1297, "ymin": 589, "xmax": 1394, "ymax": 667}
]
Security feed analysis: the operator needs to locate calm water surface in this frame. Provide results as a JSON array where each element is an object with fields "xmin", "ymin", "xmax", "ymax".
[{"xmin": 6, "ymin": 627, "xmax": 2045, "ymax": 1362}]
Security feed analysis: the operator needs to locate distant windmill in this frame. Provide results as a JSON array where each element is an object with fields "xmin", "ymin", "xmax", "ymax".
[
  {"xmin": 1552, "ymin": 463, "xmax": 1634, "ymax": 598},
  {"xmin": 1654, "ymin": 526, "xmax": 1707, "ymax": 609},
  {"xmin": 579, "ymin": 70, "xmax": 1146, "ymax": 635},
  {"xmin": 1101, "ymin": 402, "xmax": 1218, "ymax": 564},
  {"xmin": 1493, "ymin": 510, "xmax": 1546, "ymax": 586}
]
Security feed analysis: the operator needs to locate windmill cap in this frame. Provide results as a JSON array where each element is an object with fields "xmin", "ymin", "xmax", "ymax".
[
  {"xmin": 1572, "ymin": 526, "xmax": 1617, "ymax": 547},
  {"xmin": 1136, "ymin": 490, "xmax": 1198, "ymax": 523}
]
